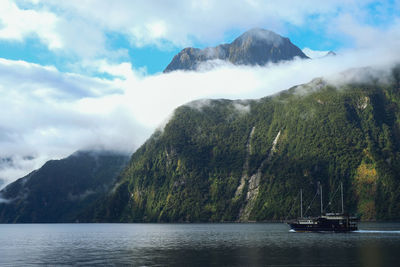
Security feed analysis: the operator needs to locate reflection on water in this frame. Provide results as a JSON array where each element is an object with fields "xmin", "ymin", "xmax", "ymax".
[
  {"xmin": 356, "ymin": 230, "xmax": 400, "ymax": 233},
  {"xmin": 0, "ymin": 222, "xmax": 400, "ymax": 266}
]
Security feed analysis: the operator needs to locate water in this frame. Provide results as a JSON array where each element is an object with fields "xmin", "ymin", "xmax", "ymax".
[{"xmin": 1, "ymin": 223, "xmax": 400, "ymax": 266}]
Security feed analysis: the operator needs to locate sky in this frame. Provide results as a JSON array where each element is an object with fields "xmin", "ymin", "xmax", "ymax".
[{"xmin": 0, "ymin": 0, "xmax": 400, "ymax": 187}]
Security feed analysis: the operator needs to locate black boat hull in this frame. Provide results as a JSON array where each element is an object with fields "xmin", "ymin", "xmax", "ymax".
[
  {"xmin": 288, "ymin": 223, "xmax": 357, "ymax": 232},
  {"xmin": 288, "ymin": 215, "xmax": 358, "ymax": 232}
]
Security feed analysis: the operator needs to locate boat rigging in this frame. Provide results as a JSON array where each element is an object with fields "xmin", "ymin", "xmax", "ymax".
[{"xmin": 287, "ymin": 182, "xmax": 358, "ymax": 232}]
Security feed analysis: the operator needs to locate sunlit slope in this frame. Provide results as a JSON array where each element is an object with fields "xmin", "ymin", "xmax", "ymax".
[{"xmin": 92, "ymin": 67, "xmax": 400, "ymax": 222}]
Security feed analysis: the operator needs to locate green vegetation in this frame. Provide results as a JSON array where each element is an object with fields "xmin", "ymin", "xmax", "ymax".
[
  {"xmin": 91, "ymin": 67, "xmax": 400, "ymax": 222},
  {"xmin": 3, "ymin": 67, "xmax": 400, "ymax": 223},
  {"xmin": 0, "ymin": 151, "xmax": 129, "ymax": 223}
]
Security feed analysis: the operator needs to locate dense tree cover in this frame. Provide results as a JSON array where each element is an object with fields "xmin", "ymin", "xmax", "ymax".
[
  {"xmin": 0, "ymin": 151, "xmax": 129, "ymax": 223},
  {"xmin": 3, "ymin": 68, "xmax": 399, "ymax": 223},
  {"xmin": 90, "ymin": 67, "xmax": 400, "ymax": 222}
]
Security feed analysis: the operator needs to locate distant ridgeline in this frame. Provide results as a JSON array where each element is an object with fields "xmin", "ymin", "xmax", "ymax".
[
  {"xmin": 85, "ymin": 66, "xmax": 400, "ymax": 223},
  {"xmin": 0, "ymin": 151, "xmax": 129, "ymax": 223},
  {"xmin": 163, "ymin": 28, "xmax": 309, "ymax": 73}
]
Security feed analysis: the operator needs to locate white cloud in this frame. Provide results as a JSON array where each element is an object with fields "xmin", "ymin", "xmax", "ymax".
[
  {"xmin": 1, "ymin": 36, "xmax": 400, "ymax": 187},
  {"xmin": 56, "ymin": 18, "xmax": 107, "ymax": 58},
  {"xmin": 4, "ymin": 0, "xmax": 391, "ymax": 58},
  {"xmin": 0, "ymin": 0, "xmax": 61, "ymax": 49},
  {"xmin": 0, "ymin": 0, "xmax": 399, "ymax": 188},
  {"xmin": 333, "ymin": 14, "xmax": 400, "ymax": 49},
  {"xmin": 0, "ymin": 58, "xmax": 150, "ymax": 187},
  {"xmin": 302, "ymin": 48, "xmax": 330, "ymax": 59},
  {"xmin": 0, "ymin": 155, "xmax": 47, "ymax": 187},
  {"xmin": 73, "ymin": 0, "xmax": 351, "ymax": 46}
]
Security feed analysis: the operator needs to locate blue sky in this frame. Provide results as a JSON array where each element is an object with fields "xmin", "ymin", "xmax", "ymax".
[
  {"xmin": 0, "ymin": 0, "xmax": 399, "ymax": 75},
  {"xmin": 0, "ymin": 0, "xmax": 400, "ymax": 186}
]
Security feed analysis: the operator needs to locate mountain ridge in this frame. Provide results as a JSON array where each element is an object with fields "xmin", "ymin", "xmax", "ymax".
[
  {"xmin": 164, "ymin": 28, "xmax": 309, "ymax": 72},
  {"xmin": 2, "ymin": 66, "xmax": 400, "ymax": 223},
  {"xmin": 87, "ymin": 65, "xmax": 400, "ymax": 223},
  {"xmin": 0, "ymin": 150, "xmax": 129, "ymax": 223}
]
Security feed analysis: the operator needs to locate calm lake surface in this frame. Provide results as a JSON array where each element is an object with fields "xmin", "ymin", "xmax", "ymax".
[{"xmin": 1, "ymin": 223, "xmax": 400, "ymax": 266}]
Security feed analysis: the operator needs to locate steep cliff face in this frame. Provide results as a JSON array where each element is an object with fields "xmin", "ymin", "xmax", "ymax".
[
  {"xmin": 5, "ymin": 67, "xmax": 400, "ymax": 223},
  {"xmin": 91, "ymin": 67, "xmax": 400, "ymax": 222},
  {"xmin": 164, "ymin": 28, "xmax": 308, "ymax": 73}
]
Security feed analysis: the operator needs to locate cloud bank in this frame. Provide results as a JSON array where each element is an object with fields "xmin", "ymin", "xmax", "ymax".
[
  {"xmin": 0, "ymin": 0, "xmax": 399, "ymax": 187},
  {"xmin": 1, "ymin": 29, "xmax": 400, "ymax": 187},
  {"xmin": 3, "ymin": 0, "xmax": 396, "ymax": 60}
]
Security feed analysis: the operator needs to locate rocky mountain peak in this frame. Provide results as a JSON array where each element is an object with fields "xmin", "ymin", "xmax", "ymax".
[
  {"xmin": 163, "ymin": 28, "xmax": 309, "ymax": 73},
  {"xmin": 233, "ymin": 28, "xmax": 284, "ymax": 47}
]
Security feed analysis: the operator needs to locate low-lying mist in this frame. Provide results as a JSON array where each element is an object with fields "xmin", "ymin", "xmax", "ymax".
[{"xmin": 0, "ymin": 38, "xmax": 400, "ymax": 188}]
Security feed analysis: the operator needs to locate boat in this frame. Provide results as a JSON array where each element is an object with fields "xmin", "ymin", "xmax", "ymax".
[{"xmin": 287, "ymin": 182, "xmax": 358, "ymax": 232}]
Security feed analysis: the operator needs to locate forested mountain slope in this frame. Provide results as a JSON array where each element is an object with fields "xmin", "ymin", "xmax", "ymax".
[
  {"xmin": 90, "ymin": 67, "xmax": 400, "ymax": 222},
  {"xmin": 0, "ymin": 151, "xmax": 129, "ymax": 223}
]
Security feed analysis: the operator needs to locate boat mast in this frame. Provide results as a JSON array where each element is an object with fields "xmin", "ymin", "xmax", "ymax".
[
  {"xmin": 320, "ymin": 184, "xmax": 323, "ymax": 215},
  {"xmin": 341, "ymin": 181, "xmax": 344, "ymax": 214},
  {"xmin": 300, "ymin": 189, "xmax": 303, "ymax": 218}
]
